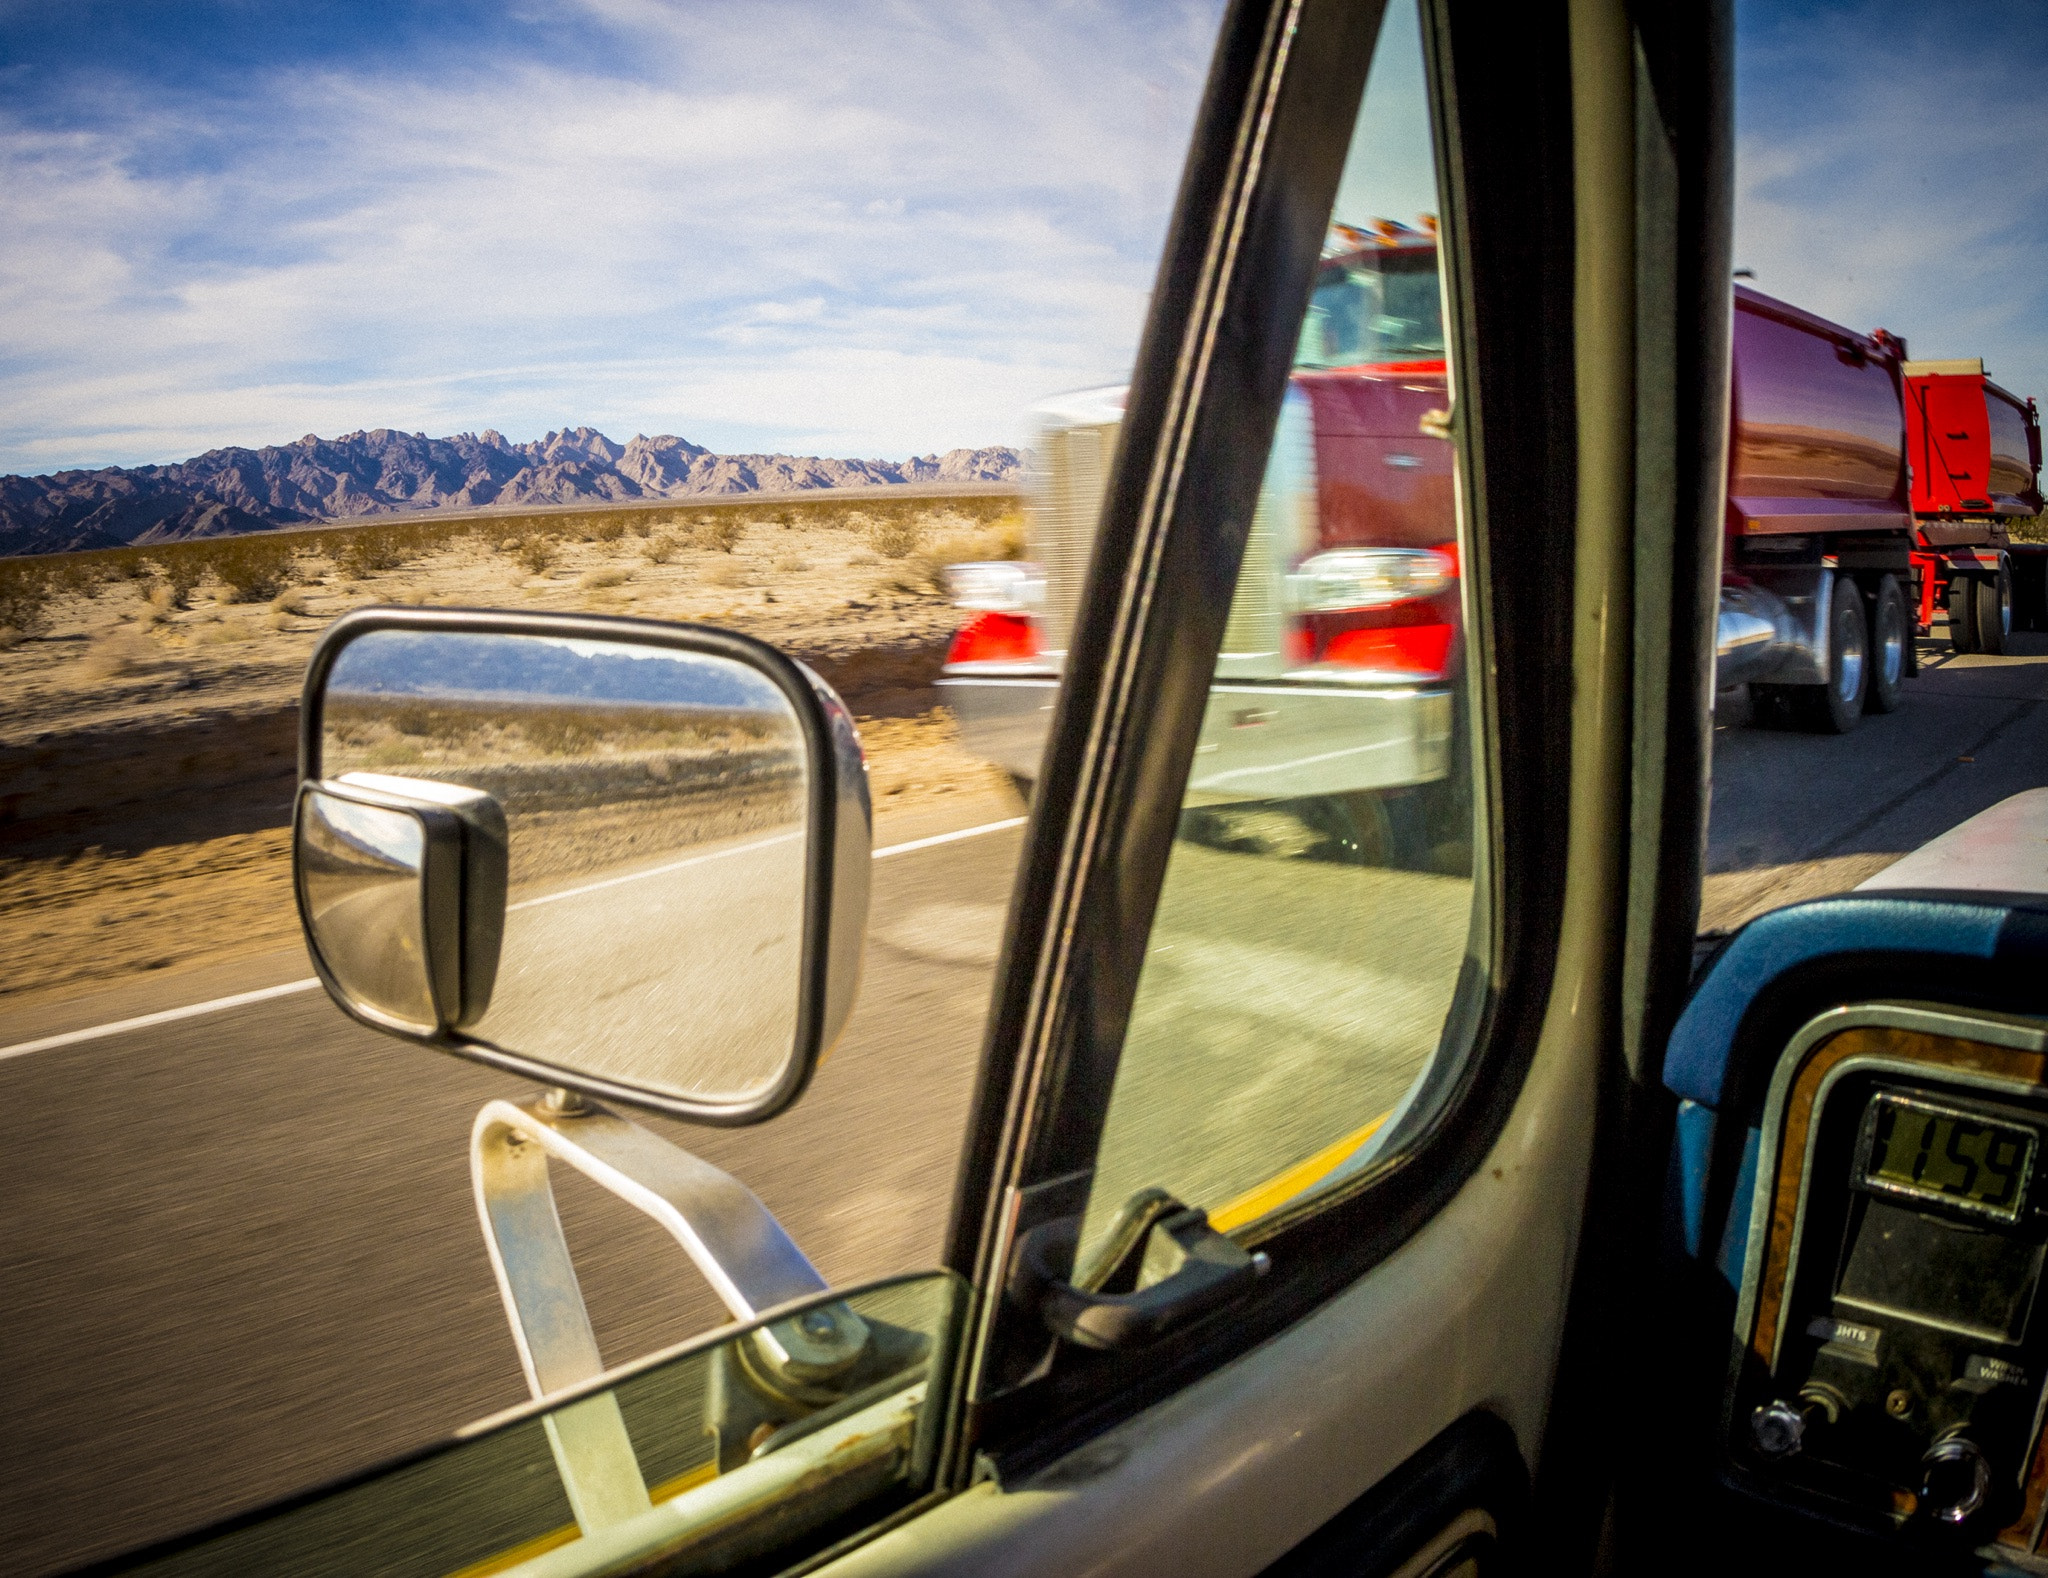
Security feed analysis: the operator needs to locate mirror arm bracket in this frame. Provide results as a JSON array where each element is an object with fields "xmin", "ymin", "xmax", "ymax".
[{"xmin": 470, "ymin": 1093, "xmax": 832, "ymax": 1530}]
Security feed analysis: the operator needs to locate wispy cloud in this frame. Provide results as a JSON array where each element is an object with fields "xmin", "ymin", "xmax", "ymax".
[
  {"xmin": 11, "ymin": 1, "xmax": 2037, "ymax": 481},
  {"xmin": 1735, "ymin": 0, "xmax": 2048, "ymax": 401},
  {"xmin": 0, "ymin": 0, "xmax": 1221, "ymax": 472}
]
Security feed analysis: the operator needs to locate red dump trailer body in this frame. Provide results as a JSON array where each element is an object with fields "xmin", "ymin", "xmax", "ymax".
[
  {"xmin": 1905, "ymin": 360, "xmax": 2042, "ymax": 519},
  {"xmin": 1900, "ymin": 359, "xmax": 2047, "ymax": 648},
  {"xmin": 1712, "ymin": 286, "xmax": 1922, "ymax": 728}
]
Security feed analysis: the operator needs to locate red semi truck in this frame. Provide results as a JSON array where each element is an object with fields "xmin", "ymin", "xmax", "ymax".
[{"xmin": 938, "ymin": 235, "xmax": 2044, "ymax": 844}]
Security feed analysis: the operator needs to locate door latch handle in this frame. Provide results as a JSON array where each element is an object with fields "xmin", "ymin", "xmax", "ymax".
[{"xmin": 1009, "ymin": 1195, "xmax": 1269, "ymax": 1351}]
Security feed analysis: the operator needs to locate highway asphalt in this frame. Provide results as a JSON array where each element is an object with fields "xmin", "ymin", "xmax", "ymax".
[
  {"xmin": 1703, "ymin": 632, "xmax": 2048, "ymax": 928},
  {"xmin": 0, "ymin": 812, "xmax": 1020, "ymax": 1575},
  {"xmin": 4, "ymin": 632, "xmax": 2046, "ymax": 1573}
]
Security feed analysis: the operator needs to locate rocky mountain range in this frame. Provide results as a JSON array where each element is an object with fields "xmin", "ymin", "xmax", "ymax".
[{"xmin": 0, "ymin": 427, "xmax": 1024, "ymax": 556}]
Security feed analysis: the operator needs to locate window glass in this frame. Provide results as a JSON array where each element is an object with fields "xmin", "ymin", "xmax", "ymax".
[
  {"xmin": 1295, "ymin": 248, "xmax": 1445, "ymax": 369},
  {"xmin": 0, "ymin": 4, "xmax": 1222, "ymax": 1570},
  {"xmin": 1081, "ymin": 0, "xmax": 1484, "ymax": 1249},
  {"xmin": 121, "ymin": 1274, "xmax": 961, "ymax": 1578}
]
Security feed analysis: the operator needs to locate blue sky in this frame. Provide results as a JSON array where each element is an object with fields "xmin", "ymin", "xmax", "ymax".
[
  {"xmin": 0, "ymin": 0, "xmax": 2043, "ymax": 475},
  {"xmin": 0, "ymin": 0, "xmax": 1223, "ymax": 471},
  {"xmin": 1734, "ymin": 0, "xmax": 2048, "ymax": 399}
]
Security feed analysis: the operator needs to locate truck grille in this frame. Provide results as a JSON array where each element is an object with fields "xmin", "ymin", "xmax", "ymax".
[
  {"xmin": 1221, "ymin": 492, "xmax": 1283, "ymax": 659},
  {"xmin": 1028, "ymin": 385, "xmax": 1313, "ymax": 670},
  {"xmin": 1029, "ymin": 404, "xmax": 1121, "ymax": 655}
]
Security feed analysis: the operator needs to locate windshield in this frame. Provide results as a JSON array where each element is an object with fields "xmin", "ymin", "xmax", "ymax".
[{"xmin": 1295, "ymin": 251, "xmax": 1445, "ymax": 368}]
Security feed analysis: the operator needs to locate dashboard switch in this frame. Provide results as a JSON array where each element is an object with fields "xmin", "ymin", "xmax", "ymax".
[
  {"xmin": 1919, "ymin": 1436, "xmax": 1992, "ymax": 1525},
  {"xmin": 1751, "ymin": 1388, "xmax": 1840, "ymax": 1459},
  {"xmin": 1752, "ymin": 1399, "xmax": 1813, "ymax": 1457}
]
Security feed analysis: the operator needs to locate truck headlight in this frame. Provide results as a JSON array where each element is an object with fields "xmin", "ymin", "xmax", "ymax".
[
  {"xmin": 1285, "ymin": 547, "xmax": 1456, "ymax": 613},
  {"xmin": 943, "ymin": 561, "xmax": 1046, "ymax": 613}
]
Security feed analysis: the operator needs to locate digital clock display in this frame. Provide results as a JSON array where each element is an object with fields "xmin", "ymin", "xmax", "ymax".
[{"xmin": 1860, "ymin": 1093, "xmax": 2036, "ymax": 1223}]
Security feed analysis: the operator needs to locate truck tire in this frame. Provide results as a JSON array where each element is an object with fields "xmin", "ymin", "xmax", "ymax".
[
  {"xmin": 1789, "ymin": 575, "xmax": 1868, "ymax": 733},
  {"xmin": 1968, "ymin": 557, "xmax": 2013, "ymax": 655},
  {"xmin": 1948, "ymin": 573, "xmax": 1982, "ymax": 654},
  {"xmin": 1295, "ymin": 791, "xmax": 1403, "ymax": 867},
  {"xmin": 1864, "ymin": 574, "xmax": 1907, "ymax": 714},
  {"xmin": 1178, "ymin": 793, "xmax": 1404, "ymax": 867}
]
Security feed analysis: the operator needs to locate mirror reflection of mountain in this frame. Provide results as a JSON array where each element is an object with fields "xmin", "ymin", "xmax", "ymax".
[{"xmin": 0, "ymin": 427, "xmax": 1024, "ymax": 556}]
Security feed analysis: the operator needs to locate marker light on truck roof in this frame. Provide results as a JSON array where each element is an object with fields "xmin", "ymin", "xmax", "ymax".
[{"xmin": 1285, "ymin": 547, "xmax": 1456, "ymax": 613}]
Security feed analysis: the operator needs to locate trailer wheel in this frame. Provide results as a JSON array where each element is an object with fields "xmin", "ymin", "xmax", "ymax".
[
  {"xmin": 1788, "ymin": 575, "xmax": 1868, "ymax": 733},
  {"xmin": 1865, "ymin": 574, "xmax": 1906, "ymax": 714},
  {"xmin": 1179, "ymin": 792, "xmax": 1406, "ymax": 868},
  {"xmin": 1295, "ymin": 791, "xmax": 1406, "ymax": 867},
  {"xmin": 1948, "ymin": 573, "xmax": 1983, "ymax": 654},
  {"xmin": 1967, "ymin": 556, "xmax": 2013, "ymax": 655}
]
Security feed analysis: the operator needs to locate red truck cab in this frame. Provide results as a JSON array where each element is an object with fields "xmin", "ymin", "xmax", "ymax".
[
  {"xmin": 940, "ymin": 226, "xmax": 1462, "ymax": 862},
  {"xmin": 1287, "ymin": 229, "xmax": 1460, "ymax": 679}
]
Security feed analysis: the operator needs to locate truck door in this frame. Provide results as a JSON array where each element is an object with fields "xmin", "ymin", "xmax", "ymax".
[
  {"xmin": 88, "ymin": 1, "xmax": 1736, "ymax": 1573},
  {"xmin": 857, "ymin": 0, "xmax": 1728, "ymax": 1567}
]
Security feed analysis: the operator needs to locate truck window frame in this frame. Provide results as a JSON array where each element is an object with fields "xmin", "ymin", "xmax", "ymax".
[{"xmin": 938, "ymin": 0, "xmax": 1599, "ymax": 1485}]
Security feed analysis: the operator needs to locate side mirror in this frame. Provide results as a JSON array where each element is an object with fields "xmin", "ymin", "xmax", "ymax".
[{"xmin": 294, "ymin": 608, "xmax": 870, "ymax": 1124}]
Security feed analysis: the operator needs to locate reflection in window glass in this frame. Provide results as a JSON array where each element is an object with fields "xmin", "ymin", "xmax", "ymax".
[
  {"xmin": 1295, "ymin": 246, "xmax": 1445, "ymax": 369},
  {"xmin": 1082, "ymin": 0, "xmax": 1483, "ymax": 1251},
  {"xmin": 121, "ymin": 1275, "xmax": 962, "ymax": 1578}
]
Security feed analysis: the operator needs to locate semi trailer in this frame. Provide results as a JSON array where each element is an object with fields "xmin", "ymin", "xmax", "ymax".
[
  {"xmin": 1902, "ymin": 357, "xmax": 2046, "ymax": 652},
  {"xmin": 937, "ymin": 238, "xmax": 2044, "ymax": 848}
]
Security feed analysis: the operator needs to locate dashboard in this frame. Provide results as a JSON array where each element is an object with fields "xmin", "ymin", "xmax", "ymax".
[{"xmin": 1729, "ymin": 1004, "xmax": 2048, "ymax": 1558}]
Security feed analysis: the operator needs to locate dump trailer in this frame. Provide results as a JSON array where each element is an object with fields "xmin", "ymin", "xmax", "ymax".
[
  {"xmin": 1902, "ymin": 357, "xmax": 2047, "ymax": 652},
  {"xmin": 1713, "ymin": 286, "xmax": 1919, "ymax": 731},
  {"xmin": 938, "ymin": 254, "xmax": 2045, "ymax": 830}
]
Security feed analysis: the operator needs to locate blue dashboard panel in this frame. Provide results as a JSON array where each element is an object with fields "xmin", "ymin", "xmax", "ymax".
[
  {"xmin": 1662, "ymin": 893, "xmax": 2039, "ymax": 1109},
  {"xmin": 1661, "ymin": 892, "xmax": 2048, "ymax": 1278},
  {"xmin": 1672, "ymin": 1099, "xmax": 1715, "ymax": 1258}
]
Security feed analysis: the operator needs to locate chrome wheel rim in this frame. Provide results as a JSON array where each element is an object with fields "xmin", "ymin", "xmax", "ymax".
[
  {"xmin": 1836, "ymin": 607, "xmax": 1865, "ymax": 704},
  {"xmin": 1879, "ymin": 600, "xmax": 1904, "ymax": 689}
]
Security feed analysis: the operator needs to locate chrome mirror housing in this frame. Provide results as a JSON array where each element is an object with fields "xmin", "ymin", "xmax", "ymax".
[
  {"xmin": 296, "ymin": 773, "xmax": 508, "ymax": 1035},
  {"xmin": 294, "ymin": 608, "xmax": 871, "ymax": 1125}
]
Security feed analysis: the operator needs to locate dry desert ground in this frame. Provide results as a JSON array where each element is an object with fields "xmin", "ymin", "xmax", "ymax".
[{"xmin": 0, "ymin": 495, "xmax": 1026, "ymax": 1010}]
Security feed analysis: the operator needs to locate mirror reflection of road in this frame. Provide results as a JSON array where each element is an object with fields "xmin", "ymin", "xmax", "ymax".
[
  {"xmin": 486, "ymin": 826, "xmax": 806, "ymax": 1102},
  {"xmin": 1, "ymin": 632, "xmax": 2044, "ymax": 1574}
]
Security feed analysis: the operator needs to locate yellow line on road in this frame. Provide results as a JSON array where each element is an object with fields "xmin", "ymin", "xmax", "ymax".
[
  {"xmin": 445, "ymin": 1460, "xmax": 720, "ymax": 1578},
  {"xmin": 1208, "ymin": 1113, "xmax": 1390, "ymax": 1234}
]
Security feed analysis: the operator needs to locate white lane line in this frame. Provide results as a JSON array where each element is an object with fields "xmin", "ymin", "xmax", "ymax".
[
  {"xmin": 508, "ymin": 830, "xmax": 802, "ymax": 913},
  {"xmin": 873, "ymin": 817, "xmax": 1026, "ymax": 859},
  {"xmin": 0, "ymin": 979, "xmax": 325, "ymax": 1064},
  {"xmin": 0, "ymin": 814, "xmax": 1029, "ymax": 1063}
]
